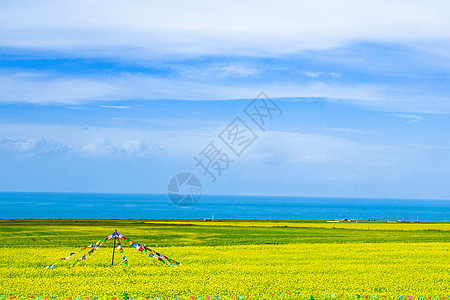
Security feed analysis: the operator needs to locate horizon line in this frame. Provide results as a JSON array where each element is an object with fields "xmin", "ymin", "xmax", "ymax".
[{"xmin": 1, "ymin": 190, "xmax": 449, "ymax": 202}]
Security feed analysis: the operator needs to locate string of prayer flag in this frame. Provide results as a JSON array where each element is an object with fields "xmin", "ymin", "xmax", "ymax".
[{"xmin": 45, "ymin": 232, "xmax": 180, "ymax": 269}]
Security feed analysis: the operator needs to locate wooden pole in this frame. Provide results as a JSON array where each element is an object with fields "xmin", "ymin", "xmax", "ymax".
[{"xmin": 111, "ymin": 229, "xmax": 117, "ymax": 266}]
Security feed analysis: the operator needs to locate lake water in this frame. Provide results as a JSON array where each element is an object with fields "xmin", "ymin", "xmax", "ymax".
[{"xmin": 0, "ymin": 192, "xmax": 449, "ymax": 221}]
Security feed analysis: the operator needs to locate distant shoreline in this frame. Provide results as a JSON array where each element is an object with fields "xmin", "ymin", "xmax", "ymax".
[{"xmin": 1, "ymin": 218, "xmax": 449, "ymax": 225}]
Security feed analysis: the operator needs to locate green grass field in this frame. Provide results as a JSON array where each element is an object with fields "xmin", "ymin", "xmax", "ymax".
[{"xmin": 0, "ymin": 219, "xmax": 449, "ymax": 298}]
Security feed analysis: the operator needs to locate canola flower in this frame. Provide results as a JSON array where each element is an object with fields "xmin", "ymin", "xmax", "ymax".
[{"xmin": 1, "ymin": 242, "xmax": 449, "ymax": 297}]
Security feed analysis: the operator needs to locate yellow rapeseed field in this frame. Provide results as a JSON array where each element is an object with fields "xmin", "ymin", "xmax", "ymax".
[
  {"xmin": 0, "ymin": 221, "xmax": 449, "ymax": 299},
  {"xmin": 1, "ymin": 243, "xmax": 449, "ymax": 298}
]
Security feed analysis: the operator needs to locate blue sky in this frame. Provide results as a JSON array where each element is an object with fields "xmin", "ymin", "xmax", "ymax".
[{"xmin": 0, "ymin": 1, "xmax": 449, "ymax": 199}]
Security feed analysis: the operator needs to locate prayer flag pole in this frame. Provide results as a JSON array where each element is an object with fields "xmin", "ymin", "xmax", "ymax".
[{"xmin": 112, "ymin": 229, "xmax": 117, "ymax": 265}]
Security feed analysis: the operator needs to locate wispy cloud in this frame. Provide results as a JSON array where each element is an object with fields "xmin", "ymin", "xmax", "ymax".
[
  {"xmin": 397, "ymin": 114, "xmax": 424, "ymax": 123},
  {"xmin": 1, "ymin": 72, "xmax": 448, "ymax": 114},
  {"xmin": 100, "ymin": 105, "xmax": 132, "ymax": 109},
  {"xmin": 330, "ymin": 128, "xmax": 370, "ymax": 135},
  {"xmin": 179, "ymin": 63, "xmax": 259, "ymax": 81},
  {"xmin": 0, "ymin": 74, "xmax": 121, "ymax": 104},
  {"xmin": 303, "ymin": 71, "xmax": 342, "ymax": 79},
  {"xmin": 407, "ymin": 143, "xmax": 450, "ymax": 151},
  {"xmin": 1, "ymin": 1, "xmax": 449, "ymax": 56},
  {"xmin": 243, "ymin": 131, "xmax": 401, "ymax": 166}
]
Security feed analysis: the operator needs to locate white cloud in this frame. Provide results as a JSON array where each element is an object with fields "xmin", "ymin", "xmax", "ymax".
[
  {"xmin": 0, "ymin": 138, "xmax": 69, "ymax": 158},
  {"xmin": 0, "ymin": 134, "xmax": 164, "ymax": 159},
  {"xmin": 181, "ymin": 63, "xmax": 259, "ymax": 79},
  {"xmin": 121, "ymin": 140, "xmax": 162, "ymax": 157},
  {"xmin": 3, "ymin": 122, "xmax": 391, "ymax": 166},
  {"xmin": 0, "ymin": 122, "xmax": 213, "ymax": 157},
  {"xmin": 79, "ymin": 138, "xmax": 116, "ymax": 156},
  {"xmin": 79, "ymin": 138, "xmax": 162, "ymax": 157},
  {"xmin": 0, "ymin": 1, "xmax": 449, "ymax": 56},
  {"xmin": 214, "ymin": 64, "xmax": 258, "ymax": 77},
  {"xmin": 329, "ymin": 72, "xmax": 342, "ymax": 78},
  {"xmin": 303, "ymin": 71, "xmax": 343, "ymax": 79},
  {"xmin": 303, "ymin": 72, "xmax": 322, "ymax": 78}
]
